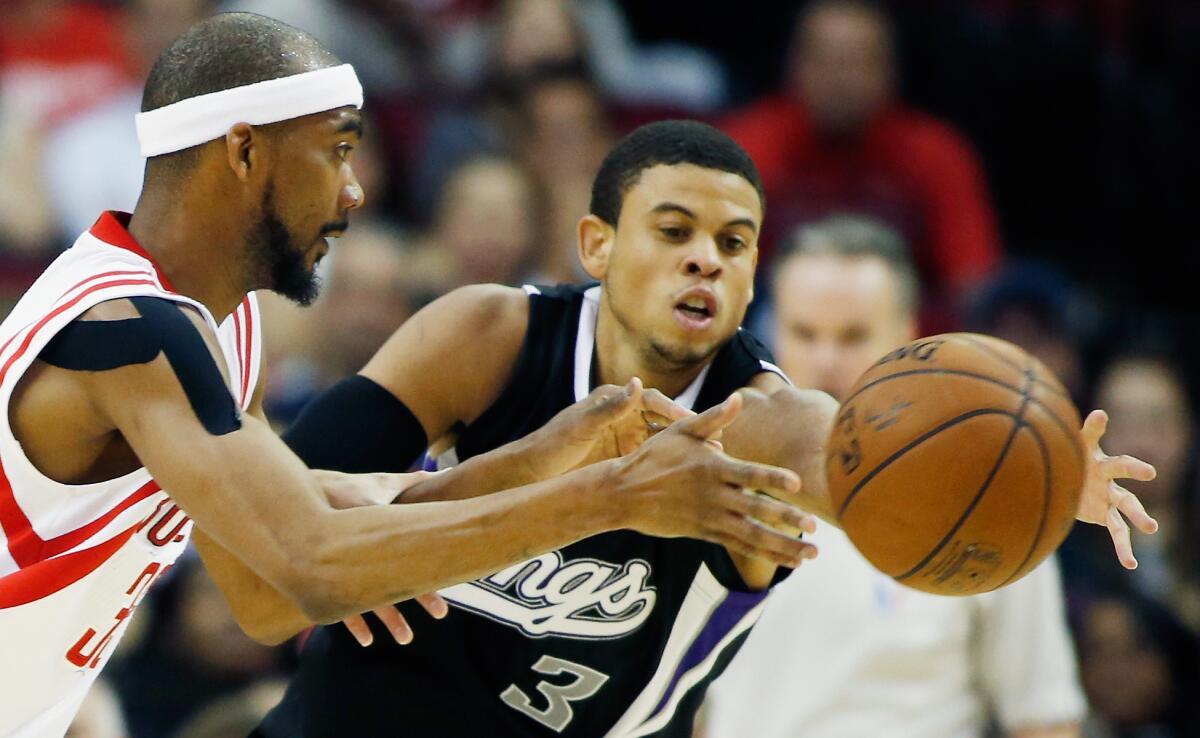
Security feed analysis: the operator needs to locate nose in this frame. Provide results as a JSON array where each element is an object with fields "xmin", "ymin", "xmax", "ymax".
[
  {"xmin": 340, "ymin": 176, "xmax": 365, "ymax": 212},
  {"xmin": 682, "ymin": 238, "xmax": 722, "ymax": 278}
]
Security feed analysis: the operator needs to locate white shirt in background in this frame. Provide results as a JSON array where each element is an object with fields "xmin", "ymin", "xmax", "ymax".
[{"xmin": 706, "ymin": 526, "xmax": 1087, "ymax": 738}]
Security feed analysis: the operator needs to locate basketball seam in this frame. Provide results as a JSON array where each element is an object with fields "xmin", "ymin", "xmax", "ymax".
[
  {"xmin": 841, "ymin": 368, "xmax": 1084, "ymax": 460},
  {"xmin": 895, "ymin": 369, "xmax": 1037, "ymax": 583},
  {"xmin": 835, "ymin": 408, "xmax": 1016, "ymax": 519},
  {"xmin": 954, "ymin": 334, "xmax": 1072, "ymax": 401},
  {"xmin": 997, "ymin": 421, "xmax": 1053, "ymax": 588}
]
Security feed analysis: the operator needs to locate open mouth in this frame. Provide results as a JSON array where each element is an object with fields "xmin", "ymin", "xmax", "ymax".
[{"xmin": 673, "ymin": 292, "xmax": 717, "ymax": 331}]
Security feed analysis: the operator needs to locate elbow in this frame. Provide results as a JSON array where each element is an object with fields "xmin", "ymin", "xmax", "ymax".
[{"xmin": 237, "ymin": 616, "xmax": 303, "ymax": 647}]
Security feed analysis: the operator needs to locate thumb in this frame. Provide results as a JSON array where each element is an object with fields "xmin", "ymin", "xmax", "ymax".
[
  {"xmin": 1081, "ymin": 409, "xmax": 1108, "ymax": 450},
  {"xmin": 673, "ymin": 391, "xmax": 742, "ymax": 442},
  {"xmin": 583, "ymin": 377, "xmax": 643, "ymax": 427}
]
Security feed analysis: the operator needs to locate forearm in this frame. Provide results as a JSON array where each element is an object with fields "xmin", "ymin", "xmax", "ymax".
[
  {"xmin": 270, "ymin": 461, "xmax": 624, "ymax": 623},
  {"xmin": 193, "ymin": 529, "xmax": 312, "ymax": 645},
  {"xmin": 400, "ymin": 437, "xmax": 543, "ymax": 503}
]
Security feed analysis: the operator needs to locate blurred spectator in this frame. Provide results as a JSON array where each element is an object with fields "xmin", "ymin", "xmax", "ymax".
[
  {"xmin": 42, "ymin": 0, "xmax": 216, "ymax": 239},
  {"xmin": 410, "ymin": 154, "xmax": 545, "ymax": 292},
  {"xmin": 0, "ymin": 98, "xmax": 57, "ymax": 254},
  {"xmin": 1061, "ymin": 353, "xmax": 1200, "ymax": 633},
  {"xmin": 722, "ymin": 0, "xmax": 1001, "ymax": 327},
  {"xmin": 262, "ymin": 224, "xmax": 421, "ymax": 425},
  {"xmin": 515, "ymin": 67, "xmax": 614, "ymax": 282},
  {"xmin": 221, "ymin": 0, "xmax": 423, "ymax": 93},
  {"xmin": 107, "ymin": 557, "xmax": 287, "ymax": 738},
  {"xmin": 0, "ymin": 0, "xmax": 142, "ymax": 254},
  {"xmin": 414, "ymin": 0, "xmax": 726, "ymax": 216},
  {"xmin": 705, "ymin": 215, "xmax": 1085, "ymax": 738},
  {"xmin": 0, "ymin": 0, "xmax": 134, "ymax": 126},
  {"xmin": 965, "ymin": 260, "xmax": 1088, "ymax": 404},
  {"xmin": 66, "ymin": 679, "xmax": 128, "ymax": 738},
  {"xmin": 439, "ymin": 0, "xmax": 727, "ymax": 111},
  {"xmin": 1072, "ymin": 590, "xmax": 1200, "ymax": 738}
]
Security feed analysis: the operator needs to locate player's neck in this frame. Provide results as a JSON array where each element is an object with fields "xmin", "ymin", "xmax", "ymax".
[
  {"xmin": 127, "ymin": 193, "xmax": 251, "ymax": 321},
  {"xmin": 594, "ymin": 301, "xmax": 708, "ymax": 400}
]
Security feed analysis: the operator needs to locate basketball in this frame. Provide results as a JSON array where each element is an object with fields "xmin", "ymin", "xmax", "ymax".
[{"xmin": 825, "ymin": 333, "xmax": 1086, "ymax": 596}]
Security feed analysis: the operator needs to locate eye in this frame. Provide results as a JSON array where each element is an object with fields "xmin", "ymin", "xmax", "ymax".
[
  {"xmin": 335, "ymin": 143, "xmax": 355, "ymax": 161},
  {"xmin": 723, "ymin": 236, "xmax": 747, "ymax": 251},
  {"xmin": 659, "ymin": 226, "xmax": 689, "ymax": 241}
]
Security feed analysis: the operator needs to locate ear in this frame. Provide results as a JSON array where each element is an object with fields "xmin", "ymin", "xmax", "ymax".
[
  {"xmin": 224, "ymin": 123, "xmax": 258, "ymax": 182},
  {"xmin": 578, "ymin": 214, "xmax": 615, "ymax": 280}
]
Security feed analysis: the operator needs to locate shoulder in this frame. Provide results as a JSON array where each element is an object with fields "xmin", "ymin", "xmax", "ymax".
[{"xmin": 435, "ymin": 283, "xmax": 530, "ymax": 343}]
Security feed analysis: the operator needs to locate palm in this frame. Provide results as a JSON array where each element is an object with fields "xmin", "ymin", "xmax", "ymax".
[{"xmin": 1077, "ymin": 409, "xmax": 1158, "ymax": 569}]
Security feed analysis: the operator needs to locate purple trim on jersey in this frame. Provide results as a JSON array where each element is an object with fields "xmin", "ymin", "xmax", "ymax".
[
  {"xmin": 647, "ymin": 588, "xmax": 768, "ymax": 720},
  {"xmin": 420, "ymin": 453, "xmax": 438, "ymax": 472}
]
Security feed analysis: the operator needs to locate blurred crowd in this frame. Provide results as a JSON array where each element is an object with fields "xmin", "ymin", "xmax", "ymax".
[{"xmin": 1, "ymin": 1, "xmax": 1197, "ymax": 737}]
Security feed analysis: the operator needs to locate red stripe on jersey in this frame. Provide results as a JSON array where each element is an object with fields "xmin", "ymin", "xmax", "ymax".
[
  {"xmin": 0, "ymin": 270, "xmax": 153, "ymax": 366},
  {"xmin": 0, "ymin": 278, "xmax": 157, "ymax": 384},
  {"xmin": 0, "ymin": 471, "xmax": 160, "ymax": 568},
  {"xmin": 89, "ymin": 212, "xmax": 176, "ymax": 292},
  {"xmin": 241, "ymin": 298, "xmax": 253, "ymax": 404},
  {"xmin": 0, "ymin": 278, "xmax": 159, "ymax": 568},
  {"xmin": 62, "ymin": 270, "xmax": 156, "ymax": 300},
  {"xmin": 0, "ymin": 523, "xmax": 138, "ymax": 608},
  {"xmin": 232, "ymin": 307, "xmax": 245, "ymax": 404}
]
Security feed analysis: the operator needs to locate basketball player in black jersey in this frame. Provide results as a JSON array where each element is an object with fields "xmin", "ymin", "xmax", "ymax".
[{"xmin": 234, "ymin": 121, "xmax": 1155, "ymax": 737}]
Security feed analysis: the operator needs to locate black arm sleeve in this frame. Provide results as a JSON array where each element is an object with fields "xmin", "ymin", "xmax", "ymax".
[{"xmin": 282, "ymin": 375, "xmax": 428, "ymax": 473}]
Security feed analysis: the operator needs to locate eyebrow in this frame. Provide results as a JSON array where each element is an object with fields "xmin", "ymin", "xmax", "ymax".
[
  {"xmin": 336, "ymin": 116, "xmax": 363, "ymax": 137},
  {"xmin": 649, "ymin": 202, "xmax": 758, "ymax": 233}
]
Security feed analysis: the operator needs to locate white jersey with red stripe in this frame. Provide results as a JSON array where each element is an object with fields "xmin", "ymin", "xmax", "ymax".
[{"xmin": 0, "ymin": 212, "xmax": 262, "ymax": 737}]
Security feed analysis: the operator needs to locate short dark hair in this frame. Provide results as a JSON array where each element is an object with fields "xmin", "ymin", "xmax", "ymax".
[
  {"xmin": 141, "ymin": 12, "xmax": 340, "ymax": 174},
  {"xmin": 780, "ymin": 214, "xmax": 920, "ymax": 315},
  {"xmin": 589, "ymin": 120, "xmax": 765, "ymax": 226}
]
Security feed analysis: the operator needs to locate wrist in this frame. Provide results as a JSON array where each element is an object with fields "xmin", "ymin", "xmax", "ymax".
[{"xmin": 574, "ymin": 459, "xmax": 628, "ymax": 533}]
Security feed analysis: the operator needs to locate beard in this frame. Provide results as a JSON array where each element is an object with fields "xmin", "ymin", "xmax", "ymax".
[{"xmin": 251, "ymin": 185, "xmax": 321, "ymax": 306}]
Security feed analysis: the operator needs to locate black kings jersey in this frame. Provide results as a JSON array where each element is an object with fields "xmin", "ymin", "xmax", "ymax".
[{"xmin": 259, "ymin": 283, "xmax": 791, "ymax": 737}]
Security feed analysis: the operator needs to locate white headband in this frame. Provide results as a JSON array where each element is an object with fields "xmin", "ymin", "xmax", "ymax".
[{"xmin": 135, "ymin": 64, "xmax": 363, "ymax": 158}]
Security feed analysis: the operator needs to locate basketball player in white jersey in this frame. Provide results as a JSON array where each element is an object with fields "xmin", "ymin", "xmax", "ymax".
[{"xmin": 0, "ymin": 15, "xmax": 818, "ymax": 737}]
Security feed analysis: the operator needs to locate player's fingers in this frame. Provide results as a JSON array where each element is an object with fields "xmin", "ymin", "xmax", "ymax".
[
  {"xmin": 709, "ymin": 514, "xmax": 814, "ymax": 567},
  {"xmin": 582, "ymin": 380, "xmax": 643, "ymax": 425},
  {"xmin": 1111, "ymin": 483, "xmax": 1159, "ymax": 535},
  {"xmin": 720, "ymin": 488, "xmax": 815, "ymax": 534},
  {"xmin": 675, "ymin": 393, "xmax": 742, "ymax": 442},
  {"xmin": 639, "ymin": 388, "xmax": 693, "ymax": 428},
  {"xmin": 1080, "ymin": 409, "xmax": 1108, "ymax": 450},
  {"xmin": 713, "ymin": 457, "xmax": 801, "ymax": 500},
  {"xmin": 341, "ymin": 615, "xmax": 373, "ymax": 647},
  {"xmin": 415, "ymin": 592, "xmax": 449, "ymax": 619},
  {"xmin": 1099, "ymin": 454, "xmax": 1157, "ymax": 483},
  {"xmin": 371, "ymin": 606, "xmax": 414, "ymax": 645},
  {"xmin": 1106, "ymin": 505, "xmax": 1137, "ymax": 570}
]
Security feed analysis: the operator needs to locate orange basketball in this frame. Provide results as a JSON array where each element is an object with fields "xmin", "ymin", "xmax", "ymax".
[{"xmin": 824, "ymin": 333, "xmax": 1086, "ymax": 595}]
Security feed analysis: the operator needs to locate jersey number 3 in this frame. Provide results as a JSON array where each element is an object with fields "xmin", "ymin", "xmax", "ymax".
[{"xmin": 500, "ymin": 655, "xmax": 609, "ymax": 732}]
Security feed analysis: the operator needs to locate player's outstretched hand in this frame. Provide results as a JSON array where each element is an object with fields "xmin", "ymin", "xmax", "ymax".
[
  {"xmin": 1076, "ymin": 409, "xmax": 1159, "ymax": 569},
  {"xmin": 615, "ymin": 393, "xmax": 818, "ymax": 568},
  {"xmin": 522, "ymin": 378, "xmax": 693, "ymax": 478}
]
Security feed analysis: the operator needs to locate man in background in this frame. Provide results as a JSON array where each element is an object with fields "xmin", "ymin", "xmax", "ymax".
[{"xmin": 703, "ymin": 216, "xmax": 1085, "ymax": 738}]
